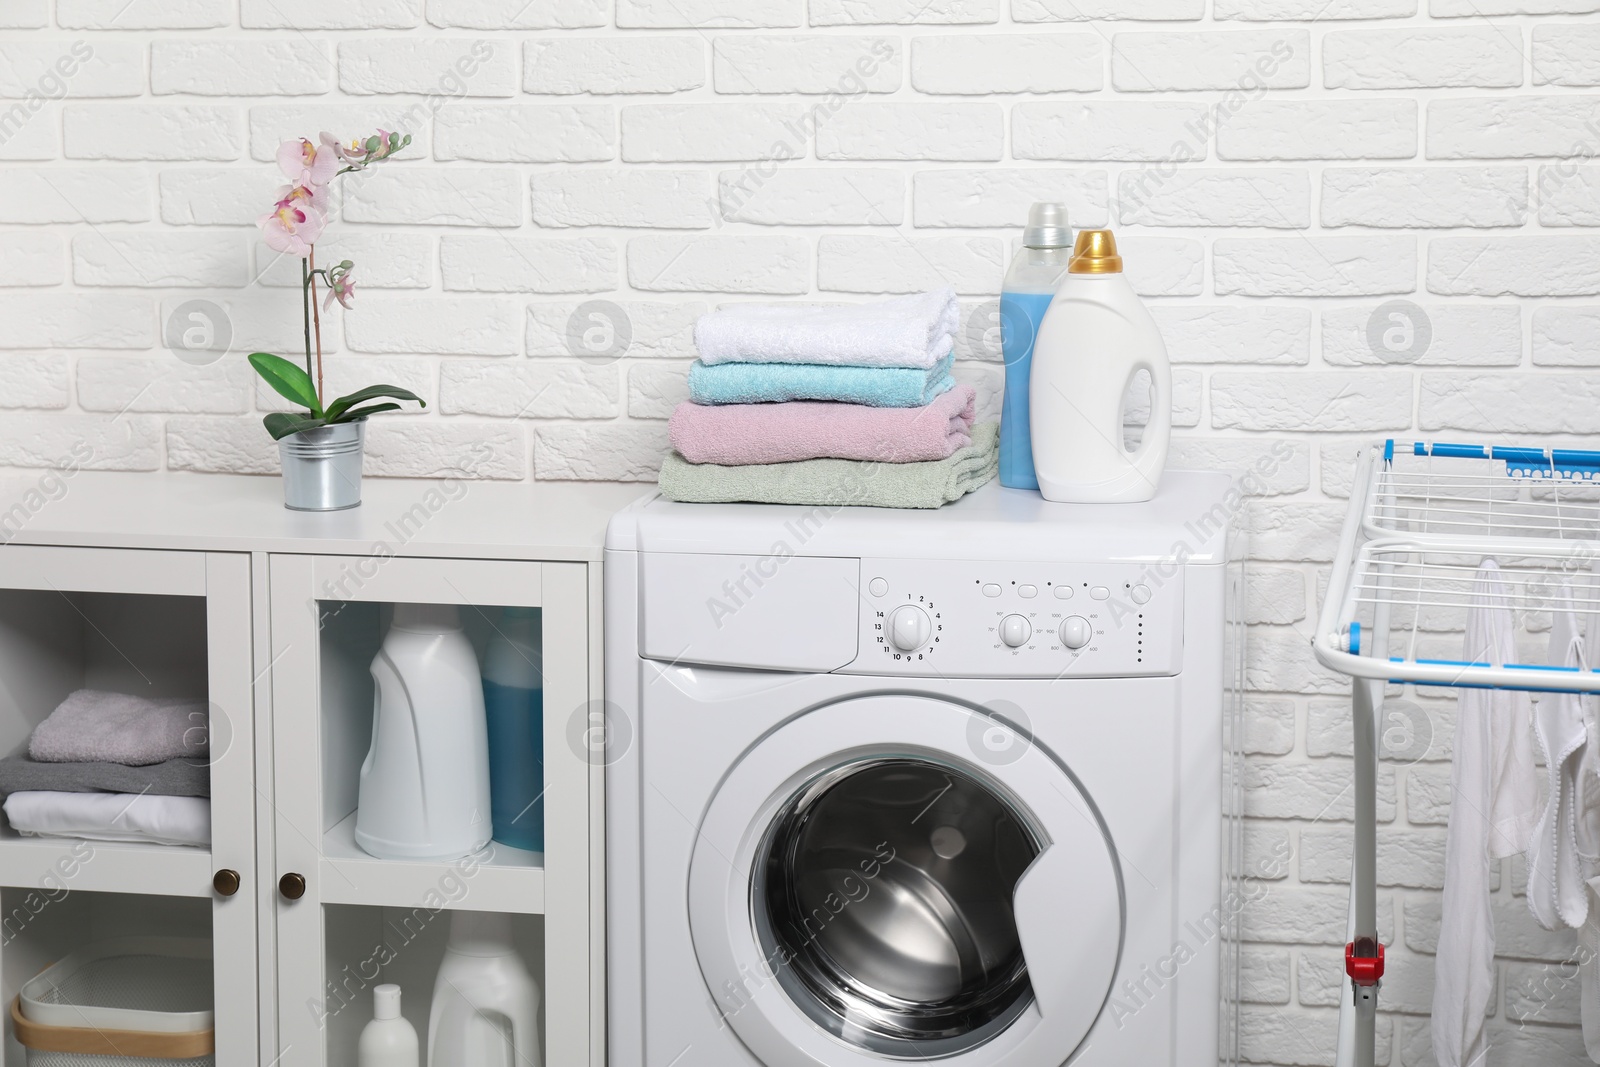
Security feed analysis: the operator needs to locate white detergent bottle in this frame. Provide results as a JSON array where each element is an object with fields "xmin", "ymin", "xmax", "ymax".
[
  {"xmin": 1029, "ymin": 229, "xmax": 1171, "ymax": 503},
  {"xmin": 428, "ymin": 911, "xmax": 541, "ymax": 1067},
  {"xmin": 355, "ymin": 604, "xmax": 491, "ymax": 861},
  {"xmin": 359, "ymin": 985, "xmax": 419, "ymax": 1067}
]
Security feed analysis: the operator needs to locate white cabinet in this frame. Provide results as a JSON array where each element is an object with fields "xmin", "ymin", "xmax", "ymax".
[{"xmin": 0, "ymin": 473, "xmax": 635, "ymax": 1067}]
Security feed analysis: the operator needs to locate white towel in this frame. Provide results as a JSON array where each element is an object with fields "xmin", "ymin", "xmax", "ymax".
[
  {"xmin": 693, "ymin": 289, "xmax": 961, "ymax": 370},
  {"xmin": 1530, "ymin": 585, "xmax": 1591, "ymax": 931},
  {"xmin": 3, "ymin": 790, "xmax": 210, "ymax": 847},
  {"xmin": 1432, "ymin": 560, "xmax": 1540, "ymax": 1067},
  {"xmin": 29, "ymin": 689, "xmax": 209, "ymax": 767}
]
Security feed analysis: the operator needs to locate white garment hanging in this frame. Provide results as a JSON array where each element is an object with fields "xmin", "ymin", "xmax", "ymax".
[
  {"xmin": 1580, "ymin": 566, "xmax": 1600, "ymax": 859},
  {"xmin": 1530, "ymin": 584, "xmax": 1590, "ymax": 931},
  {"xmin": 1432, "ymin": 560, "xmax": 1541, "ymax": 1067},
  {"xmin": 1573, "ymin": 570, "xmax": 1600, "ymax": 1064}
]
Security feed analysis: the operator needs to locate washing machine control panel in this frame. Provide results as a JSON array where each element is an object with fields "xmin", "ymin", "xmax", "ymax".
[{"xmin": 843, "ymin": 559, "xmax": 1184, "ymax": 678}]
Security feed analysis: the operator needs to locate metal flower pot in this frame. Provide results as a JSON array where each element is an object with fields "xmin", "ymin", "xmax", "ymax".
[{"xmin": 277, "ymin": 420, "xmax": 365, "ymax": 511}]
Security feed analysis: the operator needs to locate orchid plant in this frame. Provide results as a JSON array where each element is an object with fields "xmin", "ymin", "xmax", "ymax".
[{"xmin": 250, "ymin": 130, "xmax": 426, "ymax": 441}]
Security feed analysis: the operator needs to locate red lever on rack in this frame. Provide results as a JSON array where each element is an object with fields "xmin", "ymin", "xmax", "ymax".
[{"xmin": 1345, "ymin": 942, "xmax": 1385, "ymax": 986}]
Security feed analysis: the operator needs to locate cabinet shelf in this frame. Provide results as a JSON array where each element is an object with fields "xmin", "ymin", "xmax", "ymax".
[
  {"xmin": 317, "ymin": 813, "xmax": 545, "ymax": 914},
  {"xmin": 0, "ymin": 832, "xmax": 214, "ymax": 898}
]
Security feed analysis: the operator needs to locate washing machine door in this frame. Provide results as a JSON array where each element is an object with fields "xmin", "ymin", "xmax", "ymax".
[{"xmin": 688, "ymin": 695, "xmax": 1123, "ymax": 1067}]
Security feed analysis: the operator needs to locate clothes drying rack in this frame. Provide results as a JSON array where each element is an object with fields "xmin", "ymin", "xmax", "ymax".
[{"xmin": 1315, "ymin": 439, "xmax": 1600, "ymax": 1067}]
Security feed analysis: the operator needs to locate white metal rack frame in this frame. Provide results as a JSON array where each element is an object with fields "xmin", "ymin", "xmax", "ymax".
[{"xmin": 1315, "ymin": 440, "xmax": 1600, "ymax": 1067}]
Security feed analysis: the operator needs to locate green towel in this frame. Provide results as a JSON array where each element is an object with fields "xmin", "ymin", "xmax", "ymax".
[{"xmin": 659, "ymin": 422, "xmax": 998, "ymax": 509}]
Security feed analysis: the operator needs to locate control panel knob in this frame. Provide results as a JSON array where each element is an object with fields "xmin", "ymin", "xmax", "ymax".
[
  {"xmin": 1000, "ymin": 614, "xmax": 1032, "ymax": 648},
  {"xmin": 889, "ymin": 605, "xmax": 931, "ymax": 652},
  {"xmin": 1060, "ymin": 616, "xmax": 1092, "ymax": 650}
]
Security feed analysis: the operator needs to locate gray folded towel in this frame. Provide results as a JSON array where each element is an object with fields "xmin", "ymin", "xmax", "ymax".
[
  {"xmin": 29, "ymin": 689, "xmax": 209, "ymax": 767},
  {"xmin": 0, "ymin": 754, "xmax": 209, "ymax": 798},
  {"xmin": 658, "ymin": 421, "xmax": 999, "ymax": 509}
]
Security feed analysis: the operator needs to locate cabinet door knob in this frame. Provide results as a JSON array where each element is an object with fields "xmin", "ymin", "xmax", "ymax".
[
  {"xmin": 279, "ymin": 872, "xmax": 306, "ymax": 901},
  {"xmin": 212, "ymin": 869, "xmax": 241, "ymax": 897}
]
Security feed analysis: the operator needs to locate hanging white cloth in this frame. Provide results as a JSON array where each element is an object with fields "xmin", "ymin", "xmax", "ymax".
[
  {"xmin": 1432, "ymin": 560, "xmax": 1541, "ymax": 1067},
  {"xmin": 1530, "ymin": 582, "xmax": 1591, "ymax": 931},
  {"xmin": 1571, "ymin": 569, "xmax": 1600, "ymax": 1064}
]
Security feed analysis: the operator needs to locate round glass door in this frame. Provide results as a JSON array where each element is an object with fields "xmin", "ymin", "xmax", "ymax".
[{"xmin": 753, "ymin": 757, "xmax": 1042, "ymax": 1058}]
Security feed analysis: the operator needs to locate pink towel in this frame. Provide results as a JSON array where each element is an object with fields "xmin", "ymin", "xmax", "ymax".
[{"xmin": 670, "ymin": 385, "xmax": 977, "ymax": 465}]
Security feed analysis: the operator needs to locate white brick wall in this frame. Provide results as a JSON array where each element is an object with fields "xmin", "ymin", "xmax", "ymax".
[{"xmin": 3, "ymin": 7, "xmax": 1599, "ymax": 1064}]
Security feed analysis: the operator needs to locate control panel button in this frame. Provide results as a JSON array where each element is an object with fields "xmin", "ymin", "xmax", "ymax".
[
  {"xmin": 982, "ymin": 583, "xmax": 1002, "ymax": 598},
  {"xmin": 1090, "ymin": 586, "xmax": 1110, "ymax": 600},
  {"xmin": 1018, "ymin": 584, "xmax": 1037, "ymax": 599},
  {"xmin": 1131, "ymin": 584, "xmax": 1152, "ymax": 605},
  {"xmin": 889, "ymin": 604, "xmax": 931, "ymax": 651},
  {"xmin": 1060, "ymin": 616, "xmax": 1092, "ymax": 649},
  {"xmin": 1053, "ymin": 586, "xmax": 1074, "ymax": 600},
  {"xmin": 869, "ymin": 577, "xmax": 889, "ymax": 597},
  {"xmin": 1000, "ymin": 614, "xmax": 1032, "ymax": 648}
]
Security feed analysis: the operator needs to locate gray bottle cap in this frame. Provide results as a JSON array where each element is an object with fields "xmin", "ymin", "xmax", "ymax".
[{"xmin": 1022, "ymin": 202, "xmax": 1071, "ymax": 249}]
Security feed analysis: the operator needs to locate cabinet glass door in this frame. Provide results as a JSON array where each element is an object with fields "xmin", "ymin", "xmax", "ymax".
[
  {"xmin": 0, "ymin": 546, "xmax": 257, "ymax": 1066},
  {"xmin": 267, "ymin": 554, "xmax": 593, "ymax": 1066}
]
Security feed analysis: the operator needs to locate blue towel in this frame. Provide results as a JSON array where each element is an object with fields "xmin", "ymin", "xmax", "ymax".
[{"xmin": 688, "ymin": 355, "xmax": 956, "ymax": 408}]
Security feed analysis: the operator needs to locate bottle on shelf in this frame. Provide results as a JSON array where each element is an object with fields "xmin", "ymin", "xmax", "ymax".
[
  {"xmin": 999, "ymin": 202, "xmax": 1074, "ymax": 491},
  {"xmin": 1030, "ymin": 229, "xmax": 1172, "ymax": 504},
  {"xmin": 359, "ymin": 984, "xmax": 419, "ymax": 1067},
  {"xmin": 483, "ymin": 607, "xmax": 544, "ymax": 854},
  {"xmin": 355, "ymin": 604, "xmax": 492, "ymax": 861},
  {"xmin": 428, "ymin": 911, "xmax": 542, "ymax": 1067}
]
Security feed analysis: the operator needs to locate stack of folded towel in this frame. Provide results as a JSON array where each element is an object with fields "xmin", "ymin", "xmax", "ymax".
[
  {"xmin": 0, "ymin": 689, "xmax": 211, "ymax": 848},
  {"xmin": 660, "ymin": 289, "xmax": 999, "ymax": 509}
]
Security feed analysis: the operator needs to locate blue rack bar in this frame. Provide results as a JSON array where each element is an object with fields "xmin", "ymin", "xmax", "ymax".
[
  {"xmin": 1392, "ymin": 439, "xmax": 1600, "ymax": 479},
  {"xmin": 1389, "ymin": 656, "xmax": 1600, "ymax": 693}
]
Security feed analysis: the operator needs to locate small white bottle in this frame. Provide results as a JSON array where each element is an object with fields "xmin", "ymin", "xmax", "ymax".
[
  {"xmin": 1029, "ymin": 229, "xmax": 1172, "ymax": 503},
  {"xmin": 359, "ymin": 985, "xmax": 419, "ymax": 1067}
]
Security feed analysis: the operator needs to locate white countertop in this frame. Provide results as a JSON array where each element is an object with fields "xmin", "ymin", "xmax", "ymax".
[{"xmin": 0, "ymin": 471, "xmax": 650, "ymax": 562}]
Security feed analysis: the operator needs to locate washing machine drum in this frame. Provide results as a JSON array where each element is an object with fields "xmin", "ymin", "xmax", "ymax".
[{"xmin": 688, "ymin": 696, "xmax": 1124, "ymax": 1067}]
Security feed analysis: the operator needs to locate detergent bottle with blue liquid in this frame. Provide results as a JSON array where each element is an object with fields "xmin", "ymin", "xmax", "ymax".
[
  {"xmin": 483, "ymin": 606, "xmax": 544, "ymax": 854},
  {"xmin": 1000, "ymin": 203, "xmax": 1074, "ymax": 490}
]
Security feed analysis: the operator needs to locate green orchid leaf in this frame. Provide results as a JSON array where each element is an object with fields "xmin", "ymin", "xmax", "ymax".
[
  {"xmin": 249, "ymin": 353, "xmax": 322, "ymax": 416},
  {"xmin": 331, "ymin": 403, "xmax": 403, "ymax": 423},
  {"xmin": 325, "ymin": 384, "xmax": 426, "ymax": 422},
  {"xmin": 262, "ymin": 412, "xmax": 327, "ymax": 441}
]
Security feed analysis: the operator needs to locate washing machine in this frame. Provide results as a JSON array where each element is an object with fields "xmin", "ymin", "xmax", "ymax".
[{"xmin": 605, "ymin": 475, "xmax": 1241, "ymax": 1067}]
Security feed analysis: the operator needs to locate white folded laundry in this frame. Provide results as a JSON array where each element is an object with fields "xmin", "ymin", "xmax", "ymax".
[
  {"xmin": 3, "ymin": 790, "xmax": 210, "ymax": 848},
  {"xmin": 693, "ymin": 289, "xmax": 961, "ymax": 370}
]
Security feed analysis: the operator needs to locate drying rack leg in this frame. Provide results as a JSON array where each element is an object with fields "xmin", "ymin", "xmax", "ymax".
[{"xmin": 1337, "ymin": 677, "xmax": 1383, "ymax": 1067}]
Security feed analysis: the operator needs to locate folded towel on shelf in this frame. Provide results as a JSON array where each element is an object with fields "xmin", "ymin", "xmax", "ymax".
[
  {"xmin": 29, "ymin": 689, "xmax": 209, "ymax": 767},
  {"xmin": 3, "ymin": 790, "xmax": 211, "ymax": 847},
  {"xmin": 659, "ymin": 421, "xmax": 998, "ymax": 509},
  {"xmin": 670, "ymin": 385, "xmax": 977, "ymax": 466},
  {"xmin": 687, "ymin": 354, "xmax": 956, "ymax": 408},
  {"xmin": 0, "ymin": 753, "xmax": 209, "ymax": 798},
  {"xmin": 694, "ymin": 289, "xmax": 961, "ymax": 370}
]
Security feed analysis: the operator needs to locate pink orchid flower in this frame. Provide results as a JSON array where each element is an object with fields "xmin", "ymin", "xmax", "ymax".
[
  {"xmin": 323, "ymin": 263, "xmax": 355, "ymax": 312},
  {"xmin": 321, "ymin": 130, "xmax": 367, "ymax": 165},
  {"xmin": 258, "ymin": 198, "xmax": 325, "ymax": 257},
  {"xmin": 275, "ymin": 179, "xmax": 330, "ymax": 215},
  {"xmin": 276, "ymin": 137, "xmax": 337, "ymax": 188}
]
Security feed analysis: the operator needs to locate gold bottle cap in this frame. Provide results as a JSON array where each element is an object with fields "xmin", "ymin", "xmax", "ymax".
[{"xmin": 1068, "ymin": 229, "xmax": 1123, "ymax": 274}]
